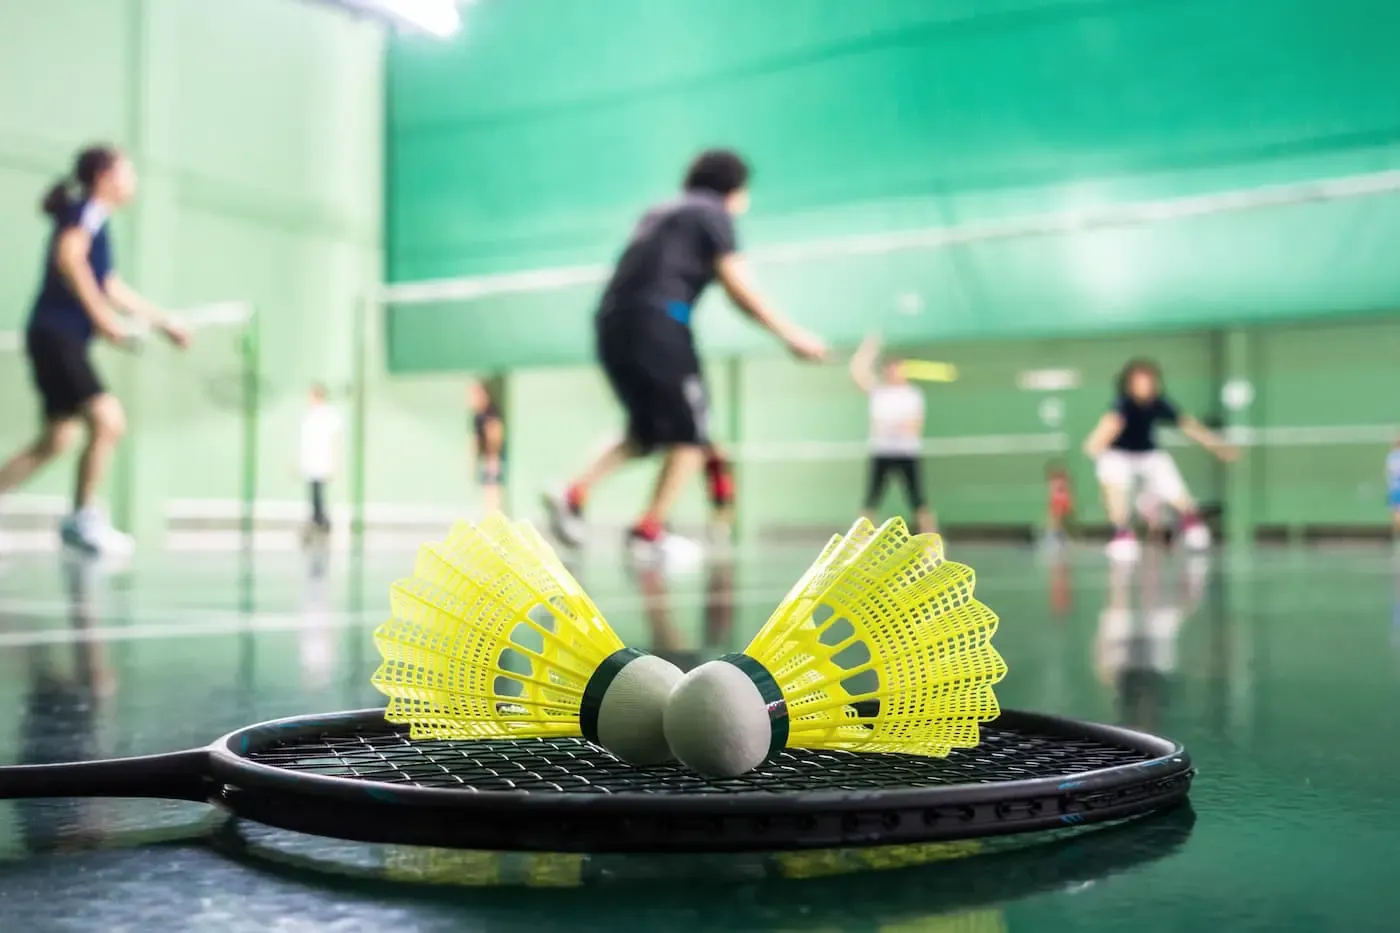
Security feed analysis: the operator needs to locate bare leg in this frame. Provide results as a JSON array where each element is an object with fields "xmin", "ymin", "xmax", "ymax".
[
  {"xmin": 574, "ymin": 436, "xmax": 641, "ymax": 497},
  {"xmin": 1167, "ymin": 493, "xmax": 1199, "ymax": 517},
  {"xmin": 0, "ymin": 418, "xmax": 80, "ymax": 494},
  {"xmin": 482, "ymin": 482, "xmax": 504, "ymax": 516},
  {"xmin": 546, "ymin": 436, "xmax": 643, "ymax": 547},
  {"xmin": 915, "ymin": 506, "xmax": 936, "ymax": 534},
  {"xmin": 643, "ymin": 444, "xmax": 705, "ymax": 526},
  {"xmin": 74, "ymin": 395, "xmax": 126, "ymax": 511},
  {"xmin": 1393, "ymin": 509, "xmax": 1400, "ymax": 539},
  {"xmin": 1101, "ymin": 482, "xmax": 1132, "ymax": 529}
]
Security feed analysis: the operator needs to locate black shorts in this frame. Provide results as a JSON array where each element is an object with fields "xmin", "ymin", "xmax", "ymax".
[
  {"xmin": 597, "ymin": 314, "xmax": 709, "ymax": 453},
  {"xmin": 26, "ymin": 327, "xmax": 104, "ymax": 419},
  {"xmin": 865, "ymin": 455, "xmax": 926, "ymax": 510}
]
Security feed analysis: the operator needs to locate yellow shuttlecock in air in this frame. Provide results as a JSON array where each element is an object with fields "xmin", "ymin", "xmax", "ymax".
[
  {"xmin": 372, "ymin": 514, "xmax": 682, "ymax": 765},
  {"xmin": 663, "ymin": 517, "xmax": 1007, "ymax": 777}
]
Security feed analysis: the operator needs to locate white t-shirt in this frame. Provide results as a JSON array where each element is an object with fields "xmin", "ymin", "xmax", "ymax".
[
  {"xmin": 868, "ymin": 384, "xmax": 924, "ymax": 456},
  {"xmin": 300, "ymin": 404, "xmax": 342, "ymax": 480}
]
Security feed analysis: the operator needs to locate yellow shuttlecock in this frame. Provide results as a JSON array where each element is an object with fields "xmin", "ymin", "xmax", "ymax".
[
  {"xmin": 663, "ymin": 517, "xmax": 1007, "ymax": 777},
  {"xmin": 372, "ymin": 513, "xmax": 682, "ymax": 765}
]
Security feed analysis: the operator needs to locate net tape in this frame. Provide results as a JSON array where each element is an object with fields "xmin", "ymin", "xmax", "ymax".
[{"xmin": 377, "ymin": 169, "xmax": 1400, "ymax": 305}]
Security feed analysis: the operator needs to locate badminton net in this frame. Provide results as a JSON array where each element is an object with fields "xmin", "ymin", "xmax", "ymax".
[
  {"xmin": 731, "ymin": 423, "xmax": 1395, "ymax": 538},
  {"xmin": 375, "ymin": 168, "xmax": 1400, "ymax": 372}
]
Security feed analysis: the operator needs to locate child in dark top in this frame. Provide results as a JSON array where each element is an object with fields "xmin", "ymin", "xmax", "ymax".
[
  {"xmin": 1044, "ymin": 460, "xmax": 1074, "ymax": 546},
  {"xmin": 1082, "ymin": 359, "xmax": 1237, "ymax": 562},
  {"xmin": 469, "ymin": 379, "xmax": 505, "ymax": 516}
]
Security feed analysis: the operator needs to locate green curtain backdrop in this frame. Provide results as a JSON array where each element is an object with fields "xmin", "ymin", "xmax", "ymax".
[{"xmin": 385, "ymin": 0, "xmax": 1400, "ymax": 372}]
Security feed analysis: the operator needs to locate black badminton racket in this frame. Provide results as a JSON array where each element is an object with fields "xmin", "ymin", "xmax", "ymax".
[{"xmin": 0, "ymin": 707, "xmax": 1193, "ymax": 853}]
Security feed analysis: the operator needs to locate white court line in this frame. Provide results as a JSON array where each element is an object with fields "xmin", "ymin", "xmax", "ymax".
[
  {"xmin": 3, "ymin": 549, "xmax": 1388, "ymax": 650},
  {"xmin": 0, "ymin": 571, "xmax": 1068, "ymax": 648},
  {"xmin": 0, "ymin": 585, "xmax": 783, "ymax": 648}
]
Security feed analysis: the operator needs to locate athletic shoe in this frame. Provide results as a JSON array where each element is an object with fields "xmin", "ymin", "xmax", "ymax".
[
  {"xmin": 627, "ymin": 530, "xmax": 704, "ymax": 571},
  {"xmin": 60, "ymin": 509, "xmax": 135, "ymax": 557},
  {"xmin": 542, "ymin": 490, "xmax": 585, "ymax": 548},
  {"xmin": 1180, "ymin": 520, "xmax": 1212, "ymax": 552},
  {"xmin": 1105, "ymin": 530, "xmax": 1141, "ymax": 563}
]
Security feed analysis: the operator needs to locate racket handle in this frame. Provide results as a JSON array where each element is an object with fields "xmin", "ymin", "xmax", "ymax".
[{"xmin": 0, "ymin": 749, "xmax": 211, "ymax": 801}]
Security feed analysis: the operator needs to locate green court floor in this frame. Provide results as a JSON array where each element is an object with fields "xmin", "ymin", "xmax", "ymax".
[{"xmin": 0, "ymin": 541, "xmax": 1397, "ymax": 931}]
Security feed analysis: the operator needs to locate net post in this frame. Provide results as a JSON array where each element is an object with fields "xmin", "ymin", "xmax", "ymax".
[
  {"xmin": 349, "ymin": 291, "xmax": 371, "ymax": 553},
  {"xmin": 239, "ymin": 307, "xmax": 261, "ymax": 551},
  {"xmin": 723, "ymin": 356, "xmax": 746, "ymax": 543},
  {"xmin": 1221, "ymin": 328, "xmax": 1256, "ymax": 555}
]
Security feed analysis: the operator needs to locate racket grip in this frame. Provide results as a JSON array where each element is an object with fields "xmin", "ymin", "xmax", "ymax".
[{"xmin": 0, "ymin": 749, "xmax": 211, "ymax": 801}]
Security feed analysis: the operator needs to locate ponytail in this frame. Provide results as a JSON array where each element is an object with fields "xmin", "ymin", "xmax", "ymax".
[
  {"xmin": 39, "ymin": 144, "xmax": 120, "ymax": 220},
  {"xmin": 40, "ymin": 178, "xmax": 75, "ymax": 219}
]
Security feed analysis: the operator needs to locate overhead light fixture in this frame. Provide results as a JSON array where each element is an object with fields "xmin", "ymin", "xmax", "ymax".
[{"xmin": 334, "ymin": 0, "xmax": 464, "ymax": 38}]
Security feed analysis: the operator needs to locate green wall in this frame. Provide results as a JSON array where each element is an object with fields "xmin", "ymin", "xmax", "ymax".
[
  {"xmin": 385, "ymin": 0, "xmax": 1400, "ymax": 372},
  {"xmin": 0, "ymin": 0, "xmax": 473, "ymax": 539}
]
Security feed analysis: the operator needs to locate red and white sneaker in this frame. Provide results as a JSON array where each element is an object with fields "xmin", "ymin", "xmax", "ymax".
[
  {"xmin": 1106, "ymin": 530, "xmax": 1141, "ymax": 563},
  {"xmin": 1180, "ymin": 517, "xmax": 1212, "ymax": 552}
]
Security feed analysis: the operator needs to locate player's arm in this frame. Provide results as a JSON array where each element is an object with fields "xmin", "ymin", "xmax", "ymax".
[
  {"xmin": 848, "ymin": 333, "xmax": 879, "ymax": 393},
  {"xmin": 714, "ymin": 254, "xmax": 827, "ymax": 362},
  {"xmin": 1083, "ymin": 411, "xmax": 1125, "ymax": 459},
  {"xmin": 1178, "ymin": 414, "xmax": 1239, "ymax": 462},
  {"xmin": 53, "ymin": 228, "xmax": 125, "ymax": 345},
  {"xmin": 104, "ymin": 274, "xmax": 190, "ymax": 348}
]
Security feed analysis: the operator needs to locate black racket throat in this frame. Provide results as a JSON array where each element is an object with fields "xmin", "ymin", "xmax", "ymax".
[{"xmin": 0, "ymin": 748, "xmax": 211, "ymax": 802}]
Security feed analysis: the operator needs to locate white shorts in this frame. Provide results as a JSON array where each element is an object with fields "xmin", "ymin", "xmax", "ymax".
[{"xmin": 1095, "ymin": 449, "xmax": 1188, "ymax": 504}]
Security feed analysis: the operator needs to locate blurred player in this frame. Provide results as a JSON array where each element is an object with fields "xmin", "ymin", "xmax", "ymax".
[
  {"xmin": 544, "ymin": 149, "xmax": 828, "ymax": 565},
  {"xmin": 299, "ymin": 383, "xmax": 341, "ymax": 545},
  {"xmin": 1044, "ymin": 460, "xmax": 1074, "ymax": 546},
  {"xmin": 0, "ymin": 145, "xmax": 188, "ymax": 555},
  {"xmin": 469, "ymin": 379, "xmax": 506, "ymax": 516},
  {"xmin": 1388, "ymin": 435, "xmax": 1400, "ymax": 541},
  {"xmin": 1083, "ymin": 359, "xmax": 1237, "ymax": 562},
  {"xmin": 703, "ymin": 443, "xmax": 736, "ymax": 542},
  {"xmin": 849, "ymin": 333, "xmax": 935, "ymax": 534}
]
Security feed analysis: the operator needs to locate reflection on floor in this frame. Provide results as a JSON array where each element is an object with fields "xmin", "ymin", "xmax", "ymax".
[{"xmin": 0, "ymin": 541, "xmax": 1397, "ymax": 932}]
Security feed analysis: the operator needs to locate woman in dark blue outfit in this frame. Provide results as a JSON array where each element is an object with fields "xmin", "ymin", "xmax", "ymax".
[{"xmin": 0, "ymin": 145, "xmax": 188, "ymax": 555}]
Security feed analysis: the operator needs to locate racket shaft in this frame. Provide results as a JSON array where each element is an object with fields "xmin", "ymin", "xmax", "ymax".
[{"xmin": 0, "ymin": 749, "xmax": 211, "ymax": 801}]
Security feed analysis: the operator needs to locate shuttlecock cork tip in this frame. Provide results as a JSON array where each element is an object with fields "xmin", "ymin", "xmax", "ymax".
[
  {"xmin": 579, "ymin": 647, "xmax": 682, "ymax": 766},
  {"xmin": 664, "ymin": 653, "xmax": 790, "ymax": 778}
]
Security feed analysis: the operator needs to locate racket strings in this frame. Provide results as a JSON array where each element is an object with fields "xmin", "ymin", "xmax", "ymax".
[{"xmin": 241, "ymin": 723, "xmax": 1154, "ymax": 794}]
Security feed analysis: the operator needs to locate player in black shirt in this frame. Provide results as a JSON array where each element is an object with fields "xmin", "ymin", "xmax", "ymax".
[
  {"xmin": 545, "ymin": 149, "xmax": 828, "ymax": 564},
  {"xmin": 469, "ymin": 379, "xmax": 505, "ymax": 516},
  {"xmin": 1083, "ymin": 359, "xmax": 1237, "ymax": 561}
]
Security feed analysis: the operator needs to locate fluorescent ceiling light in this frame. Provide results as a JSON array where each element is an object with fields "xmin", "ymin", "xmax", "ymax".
[{"xmin": 339, "ymin": 0, "xmax": 463, "ymax": 37}]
